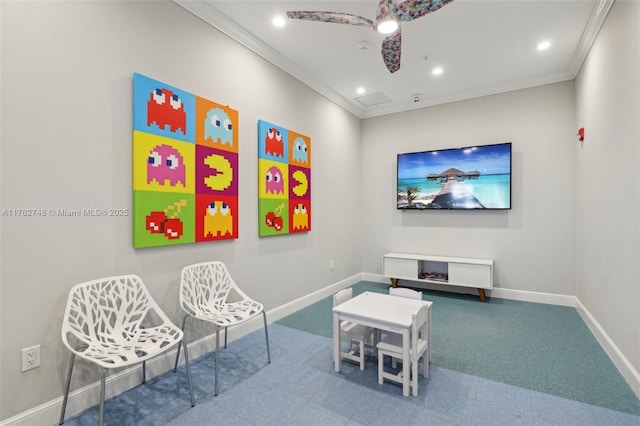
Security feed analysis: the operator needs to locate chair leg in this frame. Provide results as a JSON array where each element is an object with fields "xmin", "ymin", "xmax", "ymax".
[
  {"xmin": 359, "ymin": 340, "xmax": 365, "ymax": 370},
  {"xmin": 59, "ymin": 352, "xmax": 76, "ymax": 424},
  {"xmin": 174, "ymin": 315, "xmax": 189, "ymax": 373},
  {"xmin": 422, "ymin": 354, "xmax": 429, "ymax": 378},
  {"xmin": 263, "ymin": 311, "xmax": 271, "ymax": 364},
  {"xmin": 142, "ymin": 361, "xmax": 146, "ymax": 384},
  {"xmin": 98, "ymin": 369, "xmax": 106, "ymax": 426},
  {"xmin": 181, "ymin": 340, "xmax": 196, "ymax": 407},
  {"xmin": 378, "ymin": 353, "xmax": 384, "ymax": 385},
  {"xmin": 224, "ymin": 326, "xmax": 228, "ymax": 348},
  {"xmin": 214, "ymin": 326, "xmax": 220, "ymax": 396},
  {"xmin": 412, "ymin": 356, "xmax": 418, "ymax": 396}
]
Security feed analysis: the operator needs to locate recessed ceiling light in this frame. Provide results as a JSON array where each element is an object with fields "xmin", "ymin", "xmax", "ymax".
[
  {"xmin": 432, "ymin": 67, "xmax": 443, "ymax": 76},
  {"xmin": 537, "ymin": 40, "xmax": 551, "ymax": 51},
  {"xmin": 356, "ymin": 87, "xmax": 366, "ymax": 95},
  {"xmin": 272, "ymin": 16, "xmax": 286, "ymax": 28}
]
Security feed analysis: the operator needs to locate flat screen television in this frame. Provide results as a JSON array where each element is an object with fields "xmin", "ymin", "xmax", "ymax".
[{"xmin": 397, "ymin": 142, "xmax": 512, "ymax": 210}]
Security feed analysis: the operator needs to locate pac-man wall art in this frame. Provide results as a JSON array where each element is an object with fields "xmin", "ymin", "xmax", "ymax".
[
  {"xmin": 258, "ymin": 120, "xmax": 311, "ymax": 237},
  {"xmin": 133, "ymin": 73, "xmax": 239, "ymax": 248}
]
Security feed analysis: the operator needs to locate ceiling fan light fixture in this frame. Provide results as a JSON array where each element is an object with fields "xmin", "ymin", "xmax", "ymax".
[
  {"xmin": 375, "ymin": 0, "xmax": 398, "ymax": 34},
  {"xmin": 377, "ymin": 19, "xmax": 398, "ymax": 34},
  {"xmin": 287, "ymin": 0, "xmax": 454, "ymax": 73}
]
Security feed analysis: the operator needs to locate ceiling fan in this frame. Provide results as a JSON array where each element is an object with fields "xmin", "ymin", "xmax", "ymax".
[{"xmin": 287, "ymin": 0, "xmax": 454, "ymax": 73}]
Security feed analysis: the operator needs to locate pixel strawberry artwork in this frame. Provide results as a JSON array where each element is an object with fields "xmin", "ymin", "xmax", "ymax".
[
  {"xmin": 133, "ymin": 73, "xmax": 239, "ymax": 248},
  {"xmin": 258, "ymin": 120, "xmax": 311, "ymax": 237},
  {"xmin": 145, "ymin": 200, "xmax": 187, "ymax": 240}
]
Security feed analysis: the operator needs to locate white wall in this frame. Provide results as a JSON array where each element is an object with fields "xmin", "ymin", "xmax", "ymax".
[
  {"xmin": 0, "ymin": 1, "xmax": 362, "ymax": 420},
  {"xmin": 2, "ymin": 0, "xmax": 639, "ymax": 422},
  {"xmin": 359, "ymin": 82, "xmax": 577, "ymax": 297},
  {"xmin": 574, "ymin": 0, "xmax": 640, "ymax": 380}
]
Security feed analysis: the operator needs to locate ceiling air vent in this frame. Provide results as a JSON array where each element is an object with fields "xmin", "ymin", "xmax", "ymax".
[{"xmin": 355, "ymin": 92, "xmax": 392, "ymax": 107}]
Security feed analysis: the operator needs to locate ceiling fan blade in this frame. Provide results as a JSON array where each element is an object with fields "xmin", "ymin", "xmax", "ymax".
[
  {"xmin": 381, "ymin": 28, "xmax": 402, "ymax": 73},
  {"xmin": 286, "ymin": 11, "xmax": 375, "ymax": 29},
  {"xmin": 392, "ymin": 0, "xmax": 454, "ymax": 22},
  {"xmin": 375, "ymin": 0, "xmax": 394, "ymax": 27}
]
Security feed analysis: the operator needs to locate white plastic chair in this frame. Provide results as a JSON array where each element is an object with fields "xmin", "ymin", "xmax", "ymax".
[
  {"xmin": 377, "ymin": 303, "xmax": 429, "ymax": 396},
  {"xmin": 59, "ymin": 275, "xmax": 195, "ymax": 426},
  {"xmin": 390, "ymin": 286, "xmax": 423, "ymax": 300},
  {"xmin": 333, "ymin": 288, "xmax": 376, "ymax": 370},
  {"xmin": 173, "ymin": 261, "xmax": 270, "ymax": 396},
  {"xmin": 386, "ymin": 286, "xmax": 423, "ymax": 367}
]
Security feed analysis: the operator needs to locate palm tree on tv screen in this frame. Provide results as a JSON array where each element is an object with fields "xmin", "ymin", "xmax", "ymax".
[{"xmin": 405, "ymin": 186, "xmax": 420, "ymax": 207}]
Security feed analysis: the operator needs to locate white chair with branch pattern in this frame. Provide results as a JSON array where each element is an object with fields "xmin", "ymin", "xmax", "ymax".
[
  {"xmin": 60, "ymin": 275, "xmax": 195, "ymax": 426},
  {"xmin": 173, "ymin": 261, "xmax": 271, "ymax": 396}
]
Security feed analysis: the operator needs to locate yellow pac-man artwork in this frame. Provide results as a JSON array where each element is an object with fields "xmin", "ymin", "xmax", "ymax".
[
  {"xmin": 204, "ymin": 153, "xmax": 234, "ymax": 191},
  {"xmin": 292, "ymin": 170, "xmax": 309, "ymax": 197}
]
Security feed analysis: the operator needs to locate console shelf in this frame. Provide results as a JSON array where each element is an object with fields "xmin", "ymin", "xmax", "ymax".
[{"xmin": 382, "ymin": 252, "xmax": 493, "ymax": 302}]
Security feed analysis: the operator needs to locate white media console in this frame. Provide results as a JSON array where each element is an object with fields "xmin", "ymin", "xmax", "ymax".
[{"xmin": 382, "ymin": 253, "xmax": 494, "ymax": 302}]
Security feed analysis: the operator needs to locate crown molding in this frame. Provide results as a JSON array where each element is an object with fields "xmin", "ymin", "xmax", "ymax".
[
  {"xmin": 568, "ymin": 0, "xmax": 615, "ymax": 78},
  {"xmin": 173, "ymin": 0, "xmax": 613, "ymax": 120},
  {"xmin": 173, "ymin": 0, "xmax": 366, "ymax": 118}
]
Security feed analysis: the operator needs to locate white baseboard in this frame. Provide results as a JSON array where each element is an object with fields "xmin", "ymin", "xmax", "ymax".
[
  {"xmin": 366, "ymin": 273, "xmax": 577, "ymax": 307},
  {"xmin": 0, "ymin": 274, "xmax": 362, "ymax": 426},
  {"xmin": 488, "ymin": 287, "xmax": 577, "ymax": 306},
  {"xmin": 2, "ymin": 272, "xmax": 638, "ymax": 425},
  {"xmin": 0, "ymin": 346, "xmax": 188, "ymax": 426},
  {"xmin": 359, "ymin": 273, "xmax": 388, "ymax": 284},
  {"xmin": 266, "ymin": 273, "xmax": 362, "ymax": 323},
  {"xmin": 366, "ymin": 272, "xmax": 639, "ymax": 397},
  {"xmin": 574, "ymin": 298, "xmax": 640, "ymax": 399}
]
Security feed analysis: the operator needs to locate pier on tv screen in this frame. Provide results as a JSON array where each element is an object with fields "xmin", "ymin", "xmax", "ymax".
[{"xmin": 397, "ymin": 142, "xmax": 512, "ymax": 210}]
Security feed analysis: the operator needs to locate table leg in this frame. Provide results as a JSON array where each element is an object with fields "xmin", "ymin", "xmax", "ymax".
[
  {"xmin": 333, "ymin": 311, "xmax": 341, "ymax": 372},
  {"xmin": 402, "ymin": 328, "xmax": 410, "ymax": 397}
]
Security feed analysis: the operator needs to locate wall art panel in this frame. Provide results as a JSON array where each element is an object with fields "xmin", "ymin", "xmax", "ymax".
[
  {"xmin": 258, "ymin": 120, "xmax": 311, "ymax": 237},
  {"xmin": 133, "ymin": 73, "xmax": 239, "ymax": 248}
]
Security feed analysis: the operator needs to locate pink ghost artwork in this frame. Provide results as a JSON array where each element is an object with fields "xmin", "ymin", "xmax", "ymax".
[
  {"xmin": 147, "ymin": 144, "xmax": 186, "ymax": 187},
  {"xmin": 265, "ymin": 166, "xmax": 284, "ymax": 194}
]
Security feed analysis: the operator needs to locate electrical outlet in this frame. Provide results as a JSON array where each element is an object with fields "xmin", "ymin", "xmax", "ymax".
[
  {"xmin": 329, "ymin": 260, "xmax": 334, "ymax": 271},
  {"xmin": 21, "ymin": 345, "xmax": 40, "ymax": 372}
]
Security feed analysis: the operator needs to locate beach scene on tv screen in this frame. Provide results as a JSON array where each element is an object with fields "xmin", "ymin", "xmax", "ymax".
[{"xmin": 397, "ymin": 143, "xmax": 511, "ymax": 209}]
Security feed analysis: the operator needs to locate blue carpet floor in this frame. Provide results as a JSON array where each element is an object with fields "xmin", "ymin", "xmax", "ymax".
[
  {"xmin": 62, "ymin": 281, "xmax": 640, "ymax": 425},
  {"xmin": 63, "ymin": 324, "xmax": 639, "ymax": 426},
  {"xmin": 278, "ymin": 281, "xmax": 640, "ymax": 416}
]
